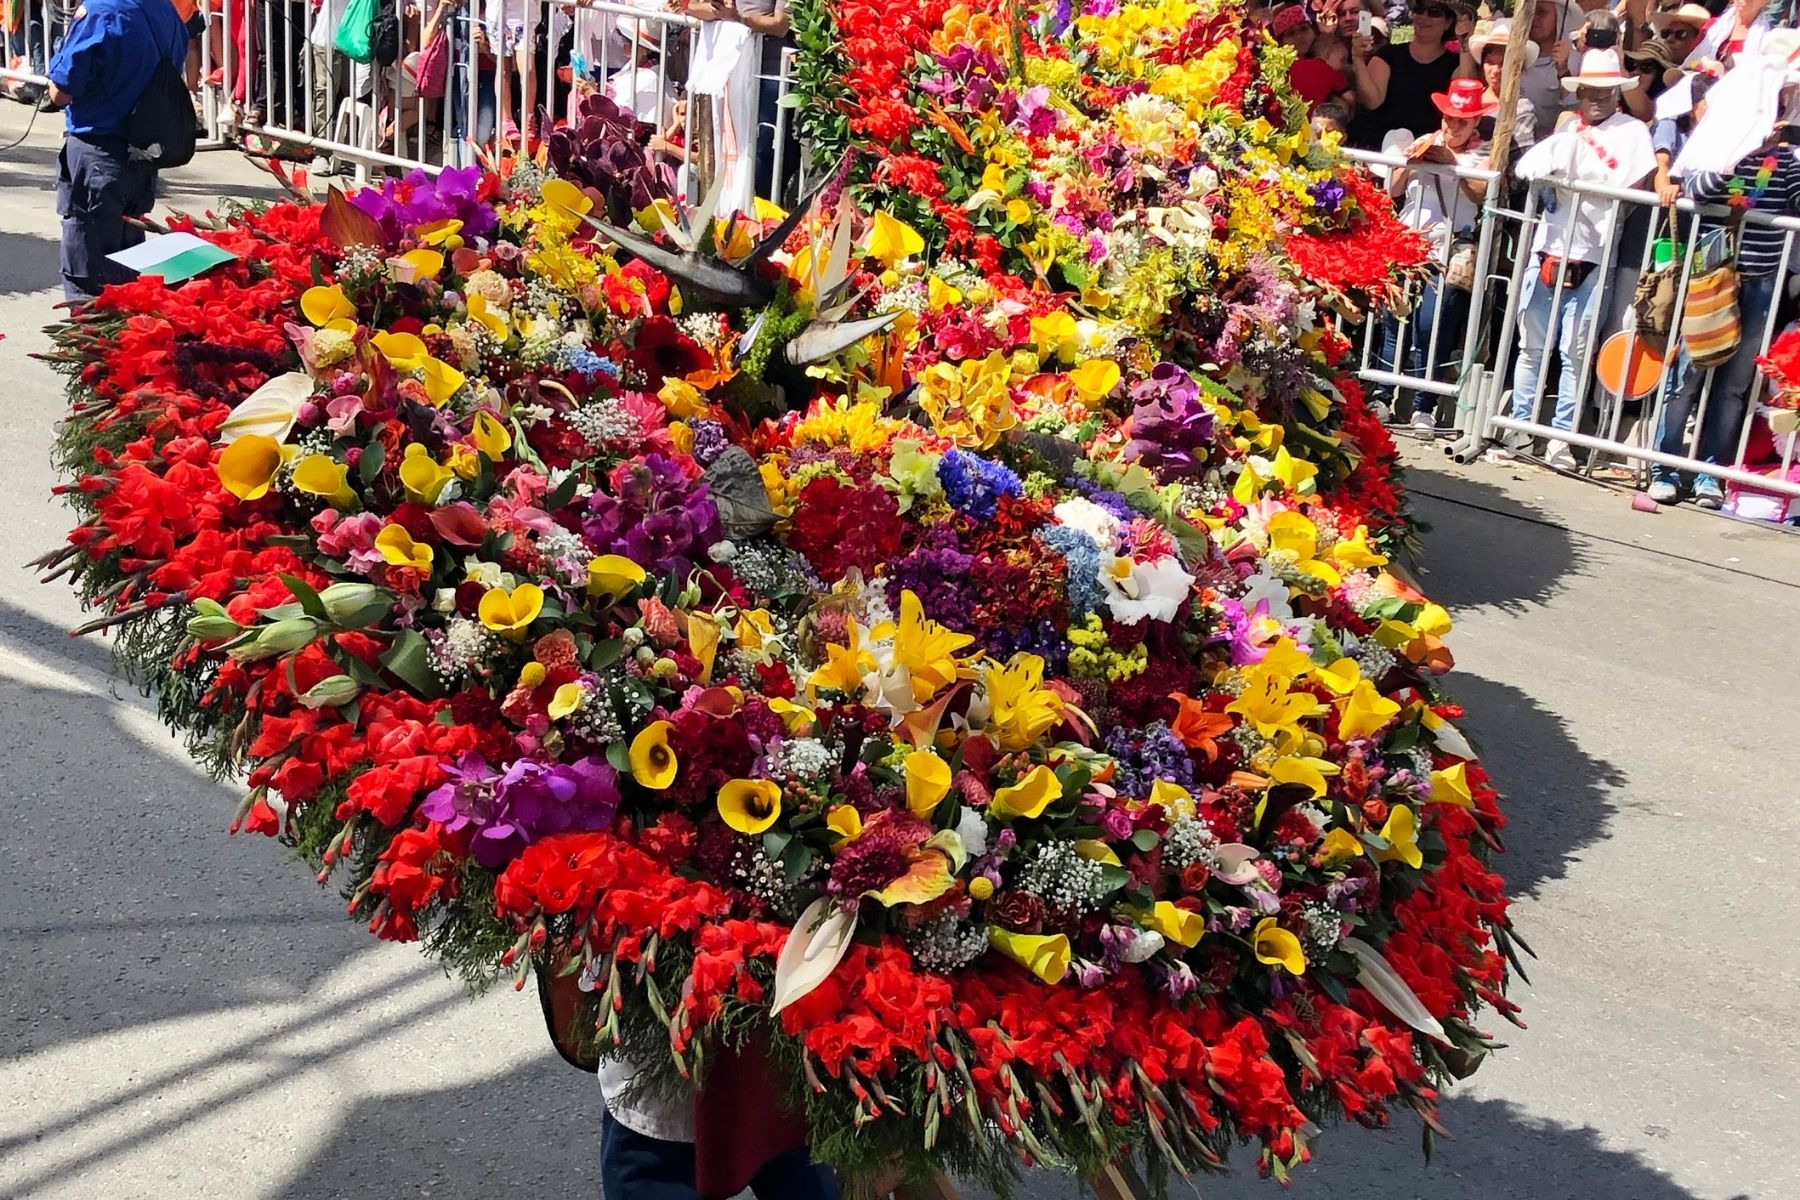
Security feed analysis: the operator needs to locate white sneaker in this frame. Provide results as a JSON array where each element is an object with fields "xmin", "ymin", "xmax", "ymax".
[
  {"xmin": 1543, "ymin": 440, "xmax": 1578, "ymax": 471},
  {"xmin": 309, "ymin": 155, "xmax": 334, "ymax": 176},
  {"xmin": 1410, "ymin": 410, "xmax": 1437, "ymax": 439},
  {"xmin": 1646, "ymin": 480, "xmax": 1678, "ymax": 504}
]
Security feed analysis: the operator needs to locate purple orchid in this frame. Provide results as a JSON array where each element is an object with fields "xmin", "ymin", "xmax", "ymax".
[
  {"xmin": 421, "ymin": 753, "xmax": 620, "ymax": 869},
  {"xmin": 1124, "ymin": 362, "xmax": 1214, "ymax": 479}
]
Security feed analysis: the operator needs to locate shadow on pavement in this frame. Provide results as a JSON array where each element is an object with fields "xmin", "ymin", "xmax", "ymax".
[
  {"xmin": 1407, "ymin": 470, "xmax": 1583, "ymax": 613},
  {"xmin": 0, "ymin": 228, "xmax": 62, "ymax": 297}
]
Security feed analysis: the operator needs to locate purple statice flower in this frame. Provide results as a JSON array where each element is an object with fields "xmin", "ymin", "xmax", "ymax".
[
  {"xmin": 885, "ymin": 529, "xmax": 977, "ymax": 628},
  {"xmin": 688, "ymin": 419, "xmax": 731, "ymax": 468},
  {"xmin": 583, "ymin": 453, "xmax": 723, "ymax": 573},
  {"xmin": 981, "ymin": 617, "xmax": 1070, "ymax": 674},
  {"xmin": 1102, "ymin": 721, "xmax": 1195, "ymax": 797},
  {"xmin": 1124, "ymin": 362, "xmax": 1214, "ymax": 479},
  {"xmin": 351, "ymin": 165, "xmax": 498, "ymax": 244},
  {"xmin": 938, "ymin": 449, "xmax": 1022, "ymax": 520},
  {"xmin": 1067, "ymin": 478, "xmax": 1138, "ymax": 524}
]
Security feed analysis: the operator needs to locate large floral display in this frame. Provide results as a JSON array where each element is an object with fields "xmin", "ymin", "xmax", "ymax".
[{"xmin": 40, "ymin": 0, "xmax": 1519, "ymax": 1190}]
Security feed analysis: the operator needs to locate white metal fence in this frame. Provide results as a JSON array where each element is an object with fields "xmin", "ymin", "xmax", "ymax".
[{"xmin": 1346, "ymin": 147, "xmax": 1800, "ymax": 524}]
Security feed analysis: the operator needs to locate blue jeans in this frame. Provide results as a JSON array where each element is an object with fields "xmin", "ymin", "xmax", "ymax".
[
  {"xmin": 448, "ymin": 22, "xmax": 498, "ymax": 148},
  {"xmin": 1510, "ymin": 266, "xmax": 1606, "ymax": 433},
  {"xmin": 1651, "ymin": 271, "xmax": 1779, "ymax": 488},
  {"xmin": 600, "ymin": 1110, "xmax": 840, "ymax": 1200},
  {"xmin": 1378, "ymin": 277, "xmax": 1468, "ymax": 417}
]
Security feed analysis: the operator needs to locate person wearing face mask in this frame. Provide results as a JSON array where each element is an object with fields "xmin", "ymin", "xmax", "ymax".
[
  {"xmin": 1502, "ymin": 48, "xmax": 1657, "ymax": 468},
  {"xmin": 1348, "ymin": 0, "xmax": 1460, "ymax": 148},
  {"xmin": 1381, "ymin": 78, "xmax": 1497, "ymax": 435}
]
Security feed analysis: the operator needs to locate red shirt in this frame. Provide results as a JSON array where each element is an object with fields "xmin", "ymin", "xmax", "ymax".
[{"xmin": 1290, "ymin": 57, "xmax": 1351, "ymax": 106}]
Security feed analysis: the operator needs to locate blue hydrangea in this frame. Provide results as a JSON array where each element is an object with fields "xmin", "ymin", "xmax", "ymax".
[
  {"xmin": 1038, "ymin": 525, "xmax": 1106, "ymax": 619},
  {"xmin": 562, "ymin": 348, "xmax": 617, "ymax": 382},
  {"xmin": 938, "ymin": 449, "xmax": 1022, "ymax": 520}
]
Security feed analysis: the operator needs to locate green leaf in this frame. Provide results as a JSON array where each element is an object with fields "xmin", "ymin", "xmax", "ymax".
[
  {"xmin": 605, "ymin": 740, "xmax": 630, "ymax": 773},
  {"xmin": 784, "ymin": 845, "xmax": 814, "ymax": 884},
  {"xmin": 359, "ymin": 439, "xmax": 386, "ymax": 487},
  {"xmin": 1130, "ymin": 829, "xmax": 1160, "ymax": 852},
  {"xmin": 280, "ymin": 574, "xmax": 328, "ymax": 620},
  {"xmin": 380, "ymin": 630, "xmax": 443, "ymax": 698},
  {"xmin": 763, "ymin": 828, "xmax": 794, "ymax": 859},
  {"xmin": 588, "ymin": 638, "xmax": 625, "ymax": 670},
  {"xmin": 545, "ymin": 470, "xmax": 581, "ymax": 512},
  {"xmin": 1096, "ymin": 865, "xmax": 1132, "ymax": 894}
]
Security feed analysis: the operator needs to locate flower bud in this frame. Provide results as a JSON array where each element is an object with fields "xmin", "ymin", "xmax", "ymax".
[
  {"xmin": 185, "ymin": 598, "xmax": 242, "ymax": 641},
  {"xmin": 297, "ymin": 674, "xmax": 362, "ymax": 709},
  {"xmin": 318, "ymin": 582, "xmax": 393, "ymax": 628},
  {"xmin": 228, "ymin": 617, "xmax": 321, "ymax": 661}
]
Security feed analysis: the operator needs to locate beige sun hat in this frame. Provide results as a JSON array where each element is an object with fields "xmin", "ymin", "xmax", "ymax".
[{"xmin": 1561, "ymin": 47, "xmax": 1640, "ymax": 90}]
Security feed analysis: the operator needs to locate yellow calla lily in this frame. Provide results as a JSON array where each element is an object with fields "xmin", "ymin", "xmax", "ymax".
[
  {"xmin": 467, "ymin": 292, "xmax": 509, "ymax": 339},
  {"xmin": 687, "ymin": 613, "xmax": 721, "ymax": 684},
  {"xmin": 1269, "ymin": 445, "xmax": 1317, "ymax": 494},
  {"xmin": 988, "ymin": 929, "xmax": 1071, "ymax": 985},
  {"xmin": 1142, "ymin": 900, "xmax": 1205, "ymax": 948},
  {"xmin": 418, "ymin": 356, "xmax": 466, "ymax": 407},
  {"xmin": 1414, "ymin": 603, "xmax": 1452, "ymax": 638},
  {"xmin": 548, "ymin": 682, "xmax": 586, "ymax": 720},
  {"xmin": 988, "ymin": 764, "xmax": 1063, "ymax": 822},
  {"xmin": 734, "ymin": 608, "xmax": 776, "ymax": 657},
  {"xmin": 825, "ymin": 803, "xmax": 863, "ymax": 846},
  {"xmin": 541, "ymin": 177, "xmax": 594, "ymax": 218},
  {"xmin": 471, "ymin": 410, "xmax": 512, "ymax": 460},
  {"xmin": 1252, "ymin": 917, "xmax": 1306, "ymax": 975},
  {"xmin": 216, "ymin": 434, "xmax": 289, "ymax": 501},
  {"xmin": 1429, "ymin": 762, "xmax": 1475, "ymax": 807},
  {"xmin": 767, "ymin": 696, "xmax": 817, "ymax": 734},
  {"xmin": 374, "ymin": 523, "xmax": 433, "ymax": 572},
  {"xmin": 1330, "ymin": 525, "xmax": 1388, "ymax": 570},
  {"xmin": 1373, "ymin": 804, "xmax": 1424, "ymax": 868},
  {"xmin": 1311, "ymin": 657, "xmax": 1363, "ymax": 696},
  {"xmin": 1067, "ymin": 358, "xmax": 1120, "ymax": 405},
  {"xmin": 1073, "ymin": 839, "xmax": 1122, "ymax": 867},
  {"xmin": 586, "ymin": 554, "xmax": 647, "ymax": 601},
  {"xmin": 926, "ymin": 274, "xmax": 962, "ymax": 311},
  {"xmin": 1338, "ymin": 680, "xmax": 1401, "ymax": 741},
  {"xmin": 300, "ymin": 284, "xmax": 355, "ymax": 327},
  {"xmin": 635, "ymin": 197, "xmax": 682, "ymax": 236},
  {"xmin": 903, "ymin": 750, "xmax": 952, "ymax": 818},
  {"xmin": 290, "ymin": 453, "xmax": 357, "ymax": 509},
  {"xmin": 1030, "ymin": 311, "xmax": 1079, "ymax": 362},
  {"xmin": 629, "ymin": 720, "xmax": 679, "ymax": 790},
  {"xmin": 1319, "ymin": 827, "xmax": 1365, "ymax": 865},
  {"xmin": 717, "ymin": 777, "xmax": 781, "ymax": 833},
  {"xmin": 478, "ymin": 583, "xmax": 544, "ymax": 641},
  {"xmin": 372, "ymin": 331, "xmax": 428, "ymax": 369},
  {"xmin": 1148, "ymin": 779, "xmax": 1195, "ymax": 817},
  {"xmin": 1269, "ymin": 754, "xmax": 1339, "ymax": 799},
  {"xmin": 865, "ymin": 212, "xmax": 924, "ymax": 267},
  {"xmin": 399, "ymin": 444, "xmax": 454, "ymax": 505},
  {"xmin": 416, "ymin": 218, "xmax": 464, "ymax": 247},
  {"xmin": 397, "ymin": 248, "xmax": 444, "ymax": 282}
]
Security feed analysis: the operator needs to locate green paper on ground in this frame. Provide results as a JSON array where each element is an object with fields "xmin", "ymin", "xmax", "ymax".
[{"xmin": 107, "ymin": 233, "xmax": 237, "ymax": 285}]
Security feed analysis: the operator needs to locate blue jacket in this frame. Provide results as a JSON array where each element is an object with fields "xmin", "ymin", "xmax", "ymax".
[{"xmin": 49, "ymin": 0, "xmax": 188, "ymax": 139}]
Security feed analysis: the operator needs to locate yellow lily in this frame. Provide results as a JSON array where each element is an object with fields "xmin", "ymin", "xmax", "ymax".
[
  {"xmin": 865, "ymin": 212, "xmax": 924, "ymax": 267},
  {"xmin": 988, "ymin": 764, "xmax": 1063, "ymax": 821},
  {"xmin": 586, "ymin": 554, "xmax": 647, "ymax": 602},
  {"xmin": 1252, "ymin": 917, "xmax": 1306, "ymax": 975},
  {"xmin": 903, "ymin": 750, "xmax": 952, "ymax": 818},
  {"xmin": 374, "ymin": 523, "xmax": 433, "ymax": 572},
  {"xmin": 808, "ymin": 617, "xmax": 874, "ymax": 697},
  {"xmin": 1141, "ymin": 901, "xmax": 1205, "ymax": 948},
  {"xmin": 717, "ymin": 777, "xmax": 782, "ymax": 834},
  {"xmin": 988, "ymin": 929, "xmax": 1071, "ymax": 985},
  {"xmin": 1269, "ymin": 446, "xmax": 1318, "ymax": 495},
  {"xmin": 477, "ymin": 583, "xmax": 544, "ymax": 641},
  {"xmin": 471, "ymin": 410, "xmax": 512, "ymax": 461},
  {"xmin": 1373, "ymin": 804, "xmax": 1423, "ymax": 868},
  {"xmin": 399, "ymin": 444, "xmax": 454, "ymax": 505},
  {"xmin": 300, "ymin": 284, "xmax": 355, "ymax": 327},
  {"xmin": 875, "ymin": 590, "xmax": 974, "ymax": 704},
  {"xmin": 216, "ymin": 434, "xmax": 291, "ymax": 501},
  {"xmin": 1429, "ymin": 762, "xmax": 1474, "ymax": 807},
  {"xmin": 1338, "ymin": 680, "xmax": 1401, "ymax": 741},
  {"xmin": 291, "ymin": 453, "xmax": 357, "ymax": 509},
  {"xmin": 1226, "ymin": 663, "xmax": 1320, "ymax": 743},
  {"xmin": 629, "ymin": 720, "xmax": 679, "ymax": 790}
]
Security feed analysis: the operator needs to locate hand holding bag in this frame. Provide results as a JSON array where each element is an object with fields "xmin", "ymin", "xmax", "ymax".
[{"xmin": 1631, "ymin": 203, "xmax": 1682, "ymax": 345}]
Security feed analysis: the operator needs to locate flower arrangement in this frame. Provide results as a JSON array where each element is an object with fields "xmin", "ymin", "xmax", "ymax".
[{"xmin": 38, "ymin": 0, "xmax": 1516, "ymax": 1192}]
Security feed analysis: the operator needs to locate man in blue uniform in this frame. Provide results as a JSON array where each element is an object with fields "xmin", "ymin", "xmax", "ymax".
[{"xmin": 46, "ymin": 0, "xmax": 187, "ymax": 301}]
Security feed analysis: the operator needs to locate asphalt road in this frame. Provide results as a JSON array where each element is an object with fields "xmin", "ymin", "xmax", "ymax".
[{"xmin": 3, "ymin": 104, "xmax": 1797, "ymax": 1200}]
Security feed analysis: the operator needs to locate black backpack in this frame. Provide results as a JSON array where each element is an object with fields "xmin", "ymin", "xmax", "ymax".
[
  {"xmin": 125, "ymin": 22, "xmax": 195, "ymax": 170},
  {"xmin": 371, "ymin": 0, "xmax": 402, "ymax": 68}
]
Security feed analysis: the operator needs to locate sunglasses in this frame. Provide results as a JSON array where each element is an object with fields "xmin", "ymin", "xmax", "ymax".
[
  {"xmin": 1411, "ymin": 4, "xmax": 1454, "ymax": 16},
  {"xmin": 1664, "ymin": 24, "xmax": 1698, "ymax": 36}
]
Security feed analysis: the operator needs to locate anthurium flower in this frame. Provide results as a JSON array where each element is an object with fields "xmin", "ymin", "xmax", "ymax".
[
  {"xmin": 982, "ymin": 652, "xmax": 1065, "ymax": 751},
  {"xmin": 1374, "ymin": 804, "xmax": 1423, "ymax": 868},
  {"xmin": 216, "ymin": 434, "xmax": 291, "ymax": 501},
  {"xmin": 1319, "ymin": 827, "xmax": 1365, "ymax": 865},
  {"xmin": 374, "ymin": 523, "xmax": 433, "ymax": 571},
  {"xmin": 1253, "ymin": 917, "xmax": 1306, "ymax": 975},
  {"xmin": 548, "ymin": 682, "xmax": 586, "ymax": 720},
  {"xmin": 1338, "ymin": 680, "xmax": 1401, "ymax": 741},
  {"xmin": 291, "ymin": 453, "xmax": 356, "ymax": 509},
  {"xmin": 1141, "ymin": 900, "xmax": 1205, "ymax": 948},
  {"xmin": 372, "ymin": 331, "xmax": 428, "ymax": 369},
  {"xmin": 629, "ymin": 720, "xmax": 679, "ymax": 790},
  {"xmin": 1429, "ymin": 762, "xmax": 1474, "ymax": 807},
  {"xmin": 988, "ymin": 929, "xmax": 1071, "ymax": 985},
  {"xmin": 301, "ymin": 284, "xmax": 355, "ymax": 327},
  {"xmin": 399, "ymin": 444, "xmax": 454, "ymax": 505},
  {"xmin": 903, "ymin": 749, "xmax": 952, "ymax": 818},
  {"xmin": 988, "ymin": 764, "xmax": 1063, "ymax": 821},
  {"xmin": 865, "ymin": 211, "xmax": 924, "ymax": 267},
  {"xmin": 868, "ymin": 838, "xmax": 958, "ymax": 906},
  {"xmin": 717, "ymin": 777, "xmax": 781, "ymax": 833},
  {"xmin": 825, "ymin": 804, "xmax": 862, "ymax": 847},
  {"xmin": 471, "ymin": 410, "xmax": 511, "ymax": 460},
  {"xmin": 478, "ymin": 583, "xmax": 543, "ymax": 641},
  {"xmin": 586, "ymin": 554, "xmax": 647, "ymax": 601}
]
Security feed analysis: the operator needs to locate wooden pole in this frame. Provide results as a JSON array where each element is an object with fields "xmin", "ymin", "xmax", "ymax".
[{"xmin": 1487, "ymin": 9, "xmax": 1535, "ymax": 174}]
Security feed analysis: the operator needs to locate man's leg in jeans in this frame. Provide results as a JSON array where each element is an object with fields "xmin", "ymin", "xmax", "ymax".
[
  {"xmin": 1650, "ymin": 348, "xmax": 1695, "ymax": 491},
  {"xmin": 1549, "ymin": 269, "xmax": 1602, "ymax": 434},
  {"xmin": 600, "ymin": 1110, "xmax": 700, "ymax": 1200},
  {"xmin": 749, "ymin": 1148, "xmax": 841, "ymax": 1200},
  {"xmin": 1694, "ymin": 272, "xmax": 1780, "ymax": 487},
  {"xmin": 1509, "ymin": 272, "xmax": 1553, "ymax": 432}
]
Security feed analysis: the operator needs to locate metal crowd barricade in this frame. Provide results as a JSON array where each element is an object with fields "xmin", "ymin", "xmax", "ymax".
[
  {"xmin": 1, "ymin": 0, "xmax": 62, "ymax": 96},
  {"xmin": 1471, "ymin": 175, "xmax": 1800, "ymax": 509}
]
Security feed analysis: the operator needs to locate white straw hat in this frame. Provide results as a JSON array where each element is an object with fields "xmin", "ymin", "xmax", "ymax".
[{"xmin": 1561, "ymin": 47, "xmax": 1640, "ymax": 91}]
